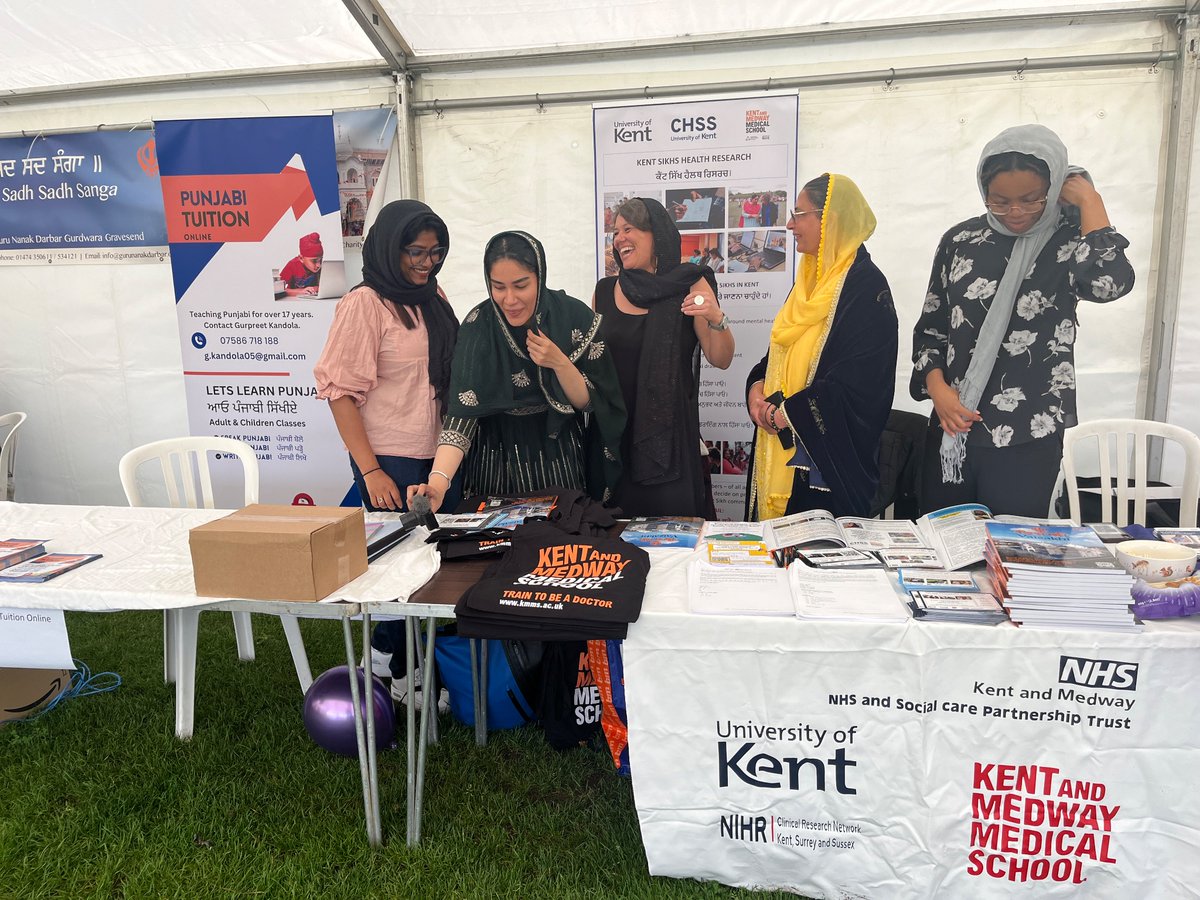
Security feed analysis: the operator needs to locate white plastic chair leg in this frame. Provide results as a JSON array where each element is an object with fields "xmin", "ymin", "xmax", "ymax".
[
  {"xmin": 174, "ymin": 607, "xmax": 201, "ymax": 740},
  {"xmin": 279, "ymin": 615, "xmax": 313, "ymax": 694},
  {"xmin": 162, "ymin": 609, "xmax": 176, "ymax": 684},
  {"xmin": 231, "ymin": 611, "xmax": 255, "ymax": 661}
]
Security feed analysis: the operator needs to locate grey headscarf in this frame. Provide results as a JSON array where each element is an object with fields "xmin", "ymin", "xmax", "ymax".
[{"xmin": 940, "ymin": 124, "xmax": 1080, "ymax": 484}]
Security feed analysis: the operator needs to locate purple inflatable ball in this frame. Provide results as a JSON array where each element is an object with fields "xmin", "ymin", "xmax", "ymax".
[{"xmin": 303, "ymin": 665, "xmax": 396, "ymax": 757}]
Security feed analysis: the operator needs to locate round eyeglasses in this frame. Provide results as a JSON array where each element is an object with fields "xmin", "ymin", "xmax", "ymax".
[
  {"xmin": 403, "ymin": 245, "xmax": 447, "ymax": 263},
  {"xmin": 985, "ymin": 197, "xmax": 1048, "ymax": 216}
]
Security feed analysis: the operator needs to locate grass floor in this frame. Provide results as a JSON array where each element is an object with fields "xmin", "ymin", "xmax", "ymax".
[{"xmin": 0, "ymin": 610, "xmax": 795, "ymax": 899}]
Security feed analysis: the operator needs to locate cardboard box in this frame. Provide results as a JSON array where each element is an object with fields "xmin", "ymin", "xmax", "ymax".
[
  {"xmin": 0, "ymin": 668, "xmax": 72, "ymax": 724},
  {"xmin": 189, "ymin": 504, "xmax": 367, "ymax": 602}
]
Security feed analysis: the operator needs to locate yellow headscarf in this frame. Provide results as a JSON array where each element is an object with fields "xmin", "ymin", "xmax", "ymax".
[{"xmin": 753, "ymin": 174, "xmax": 877, "ymax": 519}]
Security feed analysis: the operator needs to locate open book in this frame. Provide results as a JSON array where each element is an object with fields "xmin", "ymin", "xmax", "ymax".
[{"xmin": 913, "ymin": 504, "xmax": 1072, "ymax": 570}]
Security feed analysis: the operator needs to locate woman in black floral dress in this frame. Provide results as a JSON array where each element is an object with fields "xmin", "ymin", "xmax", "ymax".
[{"xmin": 911, "ymin": 124, "xmax": 1134, "ymax": 516}]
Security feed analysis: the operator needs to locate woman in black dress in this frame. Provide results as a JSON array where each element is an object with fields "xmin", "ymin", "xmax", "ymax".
[{"xmin": 593, "ymin": 198, "xmax": 734, "ymax": 517}]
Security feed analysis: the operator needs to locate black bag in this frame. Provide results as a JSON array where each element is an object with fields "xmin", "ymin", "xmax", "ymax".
[{"xmin": 537, "ymin": 640, "xmax": 602, "ymax": 751}]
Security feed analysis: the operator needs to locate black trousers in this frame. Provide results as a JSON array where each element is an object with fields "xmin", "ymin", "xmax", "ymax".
[{"xmin": 919, "ymin": 419, "xmax": 1063, "ymax": 518}]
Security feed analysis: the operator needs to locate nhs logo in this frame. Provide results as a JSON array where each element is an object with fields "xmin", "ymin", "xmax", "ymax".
[{"xmin": 1058, "ymin": 655, "xmax": 1139, "ymax": 691}]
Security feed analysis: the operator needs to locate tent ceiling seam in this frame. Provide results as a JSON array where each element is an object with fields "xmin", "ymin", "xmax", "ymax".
[{"xmin": 411, "ymin": 50, "xmax": 1181, "ymax": 114}]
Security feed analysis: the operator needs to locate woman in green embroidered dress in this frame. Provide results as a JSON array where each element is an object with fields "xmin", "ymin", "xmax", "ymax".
[{"xmin": 409, "ymin": 231, "xmax": 626, "ymax": 511}]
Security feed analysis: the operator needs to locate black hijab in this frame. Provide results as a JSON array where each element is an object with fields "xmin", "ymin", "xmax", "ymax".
[
  {"xmin": 614, "ymin": 198, "xmax": 718, "ymax": 485},
  {"xmin": 359, "ymin": 199, "xmax": 459, "ymax": 413}
]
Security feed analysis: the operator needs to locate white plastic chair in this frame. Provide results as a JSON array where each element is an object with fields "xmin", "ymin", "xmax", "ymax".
[
  {"xmin": 0, "ymin": 412, "xmax": 27, "ymax": 502},
  {"xmin": 119, "ymin": 436, "xmax": 313, "ymax": 737},
  {"xmin": 1055, "ymin": 418, "xmax": 1200, "ymax": 527}
]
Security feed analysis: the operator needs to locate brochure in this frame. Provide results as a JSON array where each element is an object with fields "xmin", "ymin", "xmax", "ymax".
[
  {"xmin": 788, "ymin": 564, "xmax": 910, "ymax": 622},
  {"xmin": 0, "ymin": 539, "xmax": 47, "ymax": 571},
  {"xmin": 0, "ymin": 553, "xmax": 103, "ymax": 583},
  {"xmin": 908, "ymin": 590, "xmax": 1008, "ymax": 625},
  {"xmin": 877, "ymin": 548, "xmax": 943, "ymax": 569},
  {"xmin": 706, "ymin": 540, "xmax": 774, "ymax": 567},
  {"xmin": 621, "ymin": 516, "xmax": 704, "ymax": 549},
  {"xmin": 1153, "ymin": 528, "xmax": 1200, "ymax": 548},
  {"xmin": 765, "ymin": 510, "xmax": 927, "ymax": 565},
  {"xmin": 795, "ymin": 547, "xmax": 882, "ymax": 569},
  {"xmin": 1087, "ymin": 522, "xmax": 1134, "ymax": 543},
  {"xmin": 897, "ymin": 569, "xmax": 980, "ymax": 592}
]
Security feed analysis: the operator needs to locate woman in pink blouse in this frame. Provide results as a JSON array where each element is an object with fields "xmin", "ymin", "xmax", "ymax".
[{"xmin": 314, "ymin": 200, "xmax": 461, "ymax": 513}]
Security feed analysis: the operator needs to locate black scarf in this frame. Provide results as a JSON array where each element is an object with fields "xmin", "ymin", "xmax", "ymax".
[
  {"xmin": 614, "ymin": 198, "xmax": 718, "ymax": 485},
  {"xmin": 359, "ymin": 199, "xmax": 459, "ymax": 413}
]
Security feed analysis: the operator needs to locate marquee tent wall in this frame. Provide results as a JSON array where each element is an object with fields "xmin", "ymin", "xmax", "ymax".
[{"xmin": 1, "ymin": 1, "xmax": 1197, "ymax": 505}]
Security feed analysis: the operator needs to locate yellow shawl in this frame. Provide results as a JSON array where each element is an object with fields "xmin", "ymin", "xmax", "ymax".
[{"xmin": 753, "ymin": 174, "xmax": 877, "ymax": 519}]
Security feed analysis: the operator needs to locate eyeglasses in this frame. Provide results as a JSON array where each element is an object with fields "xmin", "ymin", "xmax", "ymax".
[
  {"xmin": 984, "ymin": 197, "xmax": 1048, "ymax": 216},
  {"xmin": 787, "ymin": 209, "xmax": 821, "ymax": 221},
  {"xmin": 403, "ymin": 245, "xmax": 447, "ymax": 263}
]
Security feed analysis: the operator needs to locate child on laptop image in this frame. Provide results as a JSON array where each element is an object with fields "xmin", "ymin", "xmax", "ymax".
[{"xmin": 280, "ymin": 232, "xmax": 324, "ymax": 296}]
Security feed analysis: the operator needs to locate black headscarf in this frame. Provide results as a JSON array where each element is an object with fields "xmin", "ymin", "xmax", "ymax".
[
  {"xmin": 359, "ymin": 199, "xmax": 459, "ymax": 413},
  {"xmin": 614, "ymin": 198, "xmax": 718, "ymax": 485}
]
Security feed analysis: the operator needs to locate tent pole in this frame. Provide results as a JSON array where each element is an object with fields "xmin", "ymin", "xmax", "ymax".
[
  {"xmin": 1146, "ymin": 13, "xmax": 1200, "ymax": 477},
  {"xmin": 394, "ymin": 71, "xmax": 421, "ymax": 200}
]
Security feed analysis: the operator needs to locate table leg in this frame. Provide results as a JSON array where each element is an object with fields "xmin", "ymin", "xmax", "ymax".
[
  {"xmin": 173, "ymin": 607, "xmax": 200, "ymax": 740},
  {"xmin": 405, "ymin": 616, "xmax": 417, "ymax": 844},
  {"xmin": 478, "ymin": 639, "xmax": 489, "ymax": 747},
  {"xmin": 413, "ymin": 615, "xmax": 437, "ymax": 845},
  {"xmin": 342, "ymin": 617, "xmax": 381, "ymax": 847},
  {"xmin": 361, "ymin": 611, "xmax": 382, "ymax": 841}
]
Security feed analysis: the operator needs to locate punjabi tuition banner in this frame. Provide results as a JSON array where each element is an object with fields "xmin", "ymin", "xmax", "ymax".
[
  {"xmin": 155, "ymin": 113, "xmax": 394, "ymax": 508},
  {"xmin": 624, "ymin": 606, "xmax": 1200, "ymax": 898},
  {"xmin": 592, "ymin": 93, "xmax": 799, "ymax": 519},
  {"xmin": 0, "ymin": 130, "xmax": 167, "ymax": 265}
]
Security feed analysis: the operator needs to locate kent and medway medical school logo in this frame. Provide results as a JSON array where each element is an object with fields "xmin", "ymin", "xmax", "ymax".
[{"xmin": 745, "ymin": 108, "xmax": 770, "ymax": 138}]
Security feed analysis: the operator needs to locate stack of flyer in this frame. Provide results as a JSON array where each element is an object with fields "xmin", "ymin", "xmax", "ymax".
[
  {"xmin": 897, "ymin": 569, "xmax": 1008, "ymax": 625},
  {"xmin": 983, "ymin": 522, "xmax": 1139, "ymax": 632}
]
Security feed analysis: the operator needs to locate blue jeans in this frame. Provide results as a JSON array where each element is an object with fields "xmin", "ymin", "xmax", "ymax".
[
  {"xmin": 349, "ymin": 454, "xmax": 462, "ymax": 513},
  {"xmin": 353, "ymin": 454, "xmax": 462, "ymax": 675}
]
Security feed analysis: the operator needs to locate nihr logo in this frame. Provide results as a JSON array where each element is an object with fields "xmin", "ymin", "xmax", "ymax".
[
  {"xmin": 1058, "ymin": 654, "xmax": 1139, "ymax": 691},
  {"xmin": 613, "ymin": 118, "xmax": 652, "ymax": 143}
]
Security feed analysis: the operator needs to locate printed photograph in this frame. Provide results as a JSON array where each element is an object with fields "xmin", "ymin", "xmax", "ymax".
[
  {"xmin": 333, "ymin": 109, "xmax": 393, "ymax": 241},
  {"xmin": 726, "ymin": 229, "xmax": 788, "ymax": 273},
  {"xmin": 679, "ymin": 232, "xmax": 723, "ymax": 272},
  {"xmin": 728, "ymin": 189, "xmax": 788, "ymax": 229},
  {"xmin": 664, "ymin": 187, "xmax": 726, "ymax": 230}
]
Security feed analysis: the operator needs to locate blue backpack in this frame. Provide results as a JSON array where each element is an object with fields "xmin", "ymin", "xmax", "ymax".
[{"xmin": 435, "ymin": 634, "xmax": 541, "ymax": 730}]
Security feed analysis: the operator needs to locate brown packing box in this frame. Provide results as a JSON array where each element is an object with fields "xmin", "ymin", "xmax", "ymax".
[
  {"xmin": 189, "ymin": 504, "xmax": 367, "ymax": 602},
  {"xmin": 0, "ymin": 668, "xmax": 72, "ymax": 724}
]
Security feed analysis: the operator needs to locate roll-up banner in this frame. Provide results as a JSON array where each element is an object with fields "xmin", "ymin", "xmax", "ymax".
[
  {"xmin": 0, "ymin": 130, "xmax": 167, "ymax": 265},
  {"xmin": 593, "ymin": 93, "xmax": 799, "ymax": 519},
  {"xmin": 155, "ymin": 111, "xmax": 394, "ymax": 507}
]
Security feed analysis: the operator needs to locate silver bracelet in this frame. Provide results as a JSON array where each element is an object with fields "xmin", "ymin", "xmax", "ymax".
[
  {"xmin": 708, "ymin": 312, "xmax": 731, "ymax": 332},
  {"xmin": 430, "ymin": 469, "xmax": 453, "ymax": 484}
]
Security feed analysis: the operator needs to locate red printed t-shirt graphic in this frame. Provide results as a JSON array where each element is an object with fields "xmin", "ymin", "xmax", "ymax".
[{"xmin": 160, "ymin": 161, "xmax": 316, "ymax": 243}]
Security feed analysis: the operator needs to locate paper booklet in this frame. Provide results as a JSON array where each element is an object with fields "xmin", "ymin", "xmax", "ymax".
[
  {"xmin": 0, "ymin": 552, "xmax": 103, "ymax": 582},
  {"xmin": 621, "ymin": 516, "xmax": 704, "ymax": 549},
  {"xmin": 984, "ymin": 522, "xmax": 1125, "ymax": 574},
  {"xmin": 1153, "ymin": 528, "xmax": 1200, "ymax": 548},
  {"xmin": 0, "ymin": 539, "xmax": 48, "ymax": 571},
  {"xmin": 795, "ymin": 547, "xmax": 882, "ymax": 569},
  {"xmin": 764, "ymin": 510, "xmax": 927, "ymax": 565},
  {"xmin": 897, "ymin": 569, "xmax": 980, "ymax": 592}
]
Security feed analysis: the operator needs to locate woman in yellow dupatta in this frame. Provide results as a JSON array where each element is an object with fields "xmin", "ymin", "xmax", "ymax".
[{"xmin": 746, "ymin": 174, "xmax": 899, "ymax": 520}]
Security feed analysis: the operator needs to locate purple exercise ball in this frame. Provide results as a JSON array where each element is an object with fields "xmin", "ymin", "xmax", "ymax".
[{"xmin": 303, "ymin": 665, "xmax": 396, "ymax": 757}]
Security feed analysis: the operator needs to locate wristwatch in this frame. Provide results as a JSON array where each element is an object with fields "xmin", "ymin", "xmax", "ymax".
[{"xmin": 708, "ymin": 312, "xmax": 731, "ymax": 332}]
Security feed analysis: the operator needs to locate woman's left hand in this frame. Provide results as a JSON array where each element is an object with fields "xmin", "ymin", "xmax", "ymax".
[
  {"xmin": 526, "ymin": 328, "xmax": 570, "ymax": 371},
  {"xmin": 1059, "ymin": 173, "xmax": 1100, "ymax": 208},
  {"xmin": 681, "ymin": 290, "xmax": 722, "ymax": 326}
]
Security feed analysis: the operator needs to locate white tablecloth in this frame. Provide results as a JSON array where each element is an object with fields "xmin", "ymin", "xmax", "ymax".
[
  {"xmin": 625, "ymin": 549, "xmax": 1200, "ymax": 899},
  {"xmin": 0, "ymin": 502, "xmax": 440, "ymax": 612}
]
